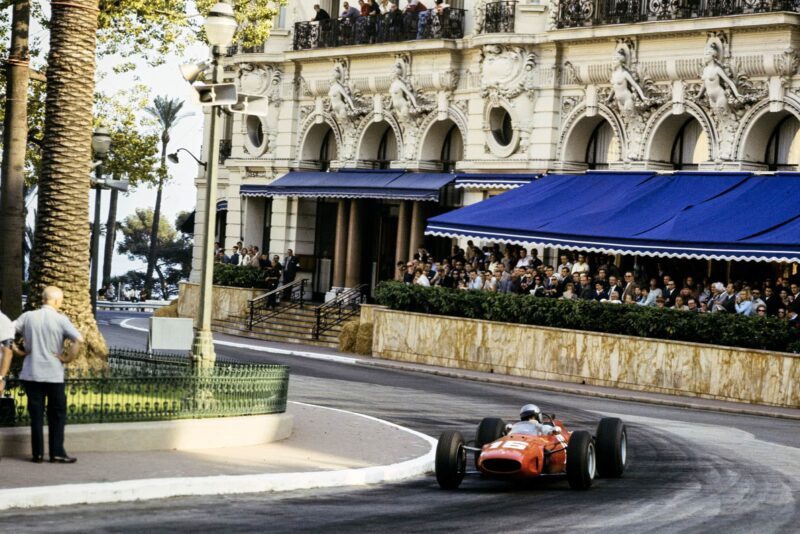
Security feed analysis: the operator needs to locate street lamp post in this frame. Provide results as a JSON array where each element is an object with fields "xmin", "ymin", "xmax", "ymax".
[
  {"xmin": 90, "ymin": 127, "xmax": 112, "ymax": 317},
  {"xmin": 190, "ymin": 2, "xmax": 237, "ymax": 367}
]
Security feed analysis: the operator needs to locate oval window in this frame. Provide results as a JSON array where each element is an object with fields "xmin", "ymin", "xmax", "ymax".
[
  {"xmin": 490, "ymin": 107, "xmax": 514, "ymax": 147},
  {"xmin": 246, "ymin": 115, "xmax": 265, "ymax": 148}
]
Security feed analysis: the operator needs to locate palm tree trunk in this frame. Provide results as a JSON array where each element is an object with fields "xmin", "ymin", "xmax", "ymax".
[
  {"xmin": 0, "ymin": 0, "xmax": 31, "ymax": 319},
  {"xmin": 102, "ymin": 188, "xmax": 119, "ymax": 286},
  {"xmin": 144, "ymin": 142, "xmax": 167, "ymax": 296},
  {"xmin": 28, "ymin": 0, "xmax": 107, "ymax": 367}
]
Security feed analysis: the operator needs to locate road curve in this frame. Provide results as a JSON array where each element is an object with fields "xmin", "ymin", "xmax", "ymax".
[{"xmin": 2, "ymin": 311, "xmax": 798, "ymax": 533}]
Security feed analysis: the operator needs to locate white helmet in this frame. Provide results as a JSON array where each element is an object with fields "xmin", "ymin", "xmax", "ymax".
[{"xmin": 520, "ymin": 404, "xmax": 542, "ymax": 423}]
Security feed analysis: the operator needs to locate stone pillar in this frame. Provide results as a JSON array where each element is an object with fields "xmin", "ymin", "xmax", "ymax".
[
  {"xmin": 408, "ymin": 201, "xmax": 426, "ymax": 260},
  {"xmin": 333, "ymin": 200, "xmax": 348, "ymax": 288},
  {"xmin": 345, "ymin": 200, "xmax": 362, "ymax": 288},
  {"xmin": 395, "ymin": 201, "xmax": 410, "ymax": 266}
]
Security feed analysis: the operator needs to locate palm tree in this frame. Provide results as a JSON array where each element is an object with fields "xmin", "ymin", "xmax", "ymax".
[
  {"xmin": 143, "ymin": 96, "xmax": 191, "ymax": 298},
  {"xmin": 28, "ymin": 0, "xmax": 107, "ymax": 366}
]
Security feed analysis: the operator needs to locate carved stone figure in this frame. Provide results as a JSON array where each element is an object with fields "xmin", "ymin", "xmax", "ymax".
[
  {"xmin": 389, "ymin": 58, "xmax": 421, "ymax": 123},
  {"xmin": 328, "ymin": 62, "xmax": 357, "ymax": 122},
  {"xmin": 697, "ymin": 42, "xmax": 742, "ymax": 116},
  {"xmin": 474, "ymin": 0, "xmax": 487, "ymax": 33},
  {"xmin": 607, "ymin": 49, "xmax": 646, "ymax": 117}
]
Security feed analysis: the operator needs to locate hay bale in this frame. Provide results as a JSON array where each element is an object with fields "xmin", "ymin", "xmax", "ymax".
[
  {"xmin": 153, "ymin": 301, "xmax": 179, "ymax": 318},
  {"xmin": 354, "ymin": 321, "xmax": 373, "ymax": 355},
  {"xmin": 339, "ymin": 319, "xmax": 360, "ymax": 353}
]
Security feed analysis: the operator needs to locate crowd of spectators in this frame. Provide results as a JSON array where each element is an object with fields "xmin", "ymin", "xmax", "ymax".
[
  {"xmin": 397, "ymin": 242, "xmax": 800, "ymax": 325},
  {"xmin": 308, "ymin": 0, "xmax": 455, "ymax": 44},
  {"xmin": 215, "ymin": 242, "xmax": 300, "ymax": 304}
]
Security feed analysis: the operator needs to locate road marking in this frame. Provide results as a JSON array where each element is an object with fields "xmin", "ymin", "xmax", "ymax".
[
  {"xmin": 0, "ymin": 401, "xmax": 436, "ymax": 511},
  {"xmin": 118, "ymin": 318, "xmax": 359, "ymax": 365}
]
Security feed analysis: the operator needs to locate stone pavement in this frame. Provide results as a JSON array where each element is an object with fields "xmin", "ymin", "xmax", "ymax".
[{"xmin": 0, "ymin": 402, "xmax": 434, "ymax": 510}]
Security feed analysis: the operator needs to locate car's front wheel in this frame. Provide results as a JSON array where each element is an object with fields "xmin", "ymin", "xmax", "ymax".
[
  {"xmin": 435, "ymin": 430, "xmax": 467, "ymax": 490},
  {"xmin": 566, "ymin": 430, "xmax": 596, "ymax": 490}
]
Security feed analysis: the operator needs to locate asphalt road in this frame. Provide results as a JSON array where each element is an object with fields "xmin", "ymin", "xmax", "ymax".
[{"xmin": 3, "ymin": 311, "xmax": 799, "ymax": 533}]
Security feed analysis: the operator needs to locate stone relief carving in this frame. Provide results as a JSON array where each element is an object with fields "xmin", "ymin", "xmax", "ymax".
[
  {"xmin": 690, "ymin": 34, "xmax": 767, "ymax": 160},
  {"xmin": 480, "ymin": 45, "xmax": 537, "ymax": 100},
  {"xmin": 326, "ymin": 59, "xmax": 368, "ymax": 124},
  {"xmin": 235, "ymin": 64, "xmax": 284, "ymax": 156},
  {"xmin": 600, "ymin": 40, "xmax": 665, "ymax": 161},
  {"xmin": 388, "ymin": 55, "xmax": 433, "ymax": 124},
  {"xmin": 474, "ymin": 0, "xmax": 488, "ymax": 33},
  {"xmin": 776, "ymin": 47, "xmax": 800, "ymax": 79}
]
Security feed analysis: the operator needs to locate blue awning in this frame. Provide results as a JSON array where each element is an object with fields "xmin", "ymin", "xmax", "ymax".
[
  {"xmin": 240, "ymin": 170, "xmax": 455, "ymax": 201},
  {"xmin": 216, "ymin": 200, "xmax": 228, "ymax": 211},
  {"xmin": 426, "ymin": 171, "xmax": 800, "ymax": 262},
  {"xmin": 454, "ymin": 173, "xmax": 540, "ymax": 190}
]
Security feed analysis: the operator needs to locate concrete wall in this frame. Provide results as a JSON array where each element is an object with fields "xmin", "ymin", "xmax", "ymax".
[
  {"xmin": 178, "ymin": 282, "xmax": 263, "ymax": 324},
  {"xmin": 365, "ymin": 305, "xmax": 800, "ymax": 408}
]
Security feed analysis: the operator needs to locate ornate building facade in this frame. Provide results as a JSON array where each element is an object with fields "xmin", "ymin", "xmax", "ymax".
[{"xmin": 192, "ymin": 0, "xmax": 800, "ymax": 294}]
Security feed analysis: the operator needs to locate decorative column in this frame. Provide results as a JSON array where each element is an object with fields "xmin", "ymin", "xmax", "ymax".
[
  {"xmin": 395, "ymin": 201, "xmax": 410, "ymax": 268},
  {"xmin": 344, "ymin": 199, "xmax": 362, "ymax": 288},
  {"xmin": 333, "ymin": 199, "xmax": 348, "ymax": 288},
  {"xmin": 408, "ymin": 201, "xmax": 426, "ymax": 260}
]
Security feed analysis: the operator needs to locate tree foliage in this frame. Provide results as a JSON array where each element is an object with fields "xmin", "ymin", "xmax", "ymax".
[{"xmin": 117, "ymin": 208, "xmax": 192, "ymax": 298}]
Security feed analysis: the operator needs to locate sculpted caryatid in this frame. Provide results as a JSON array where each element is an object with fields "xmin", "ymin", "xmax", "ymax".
[
  {"xmin": 389, "ymin": 59, "xmax": 420, "ymax": 122},
  {"xmin": 328, "ymin": 63, "xmax": 356, "ymax": 122},
  {"xmin": 607, "ymin": 49, "xmax": 646, "ymax": 117},
  {"xmin": 697, "ymin": 42, "xmax": 742, "ymax": 115}
]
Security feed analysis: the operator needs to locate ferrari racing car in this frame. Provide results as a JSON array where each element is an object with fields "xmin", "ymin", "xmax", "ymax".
[{"xmin": 435, "ymin": 404, "xmax": 627, "ymax": 490}]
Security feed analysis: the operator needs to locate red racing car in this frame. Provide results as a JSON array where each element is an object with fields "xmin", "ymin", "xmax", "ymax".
[{"xmin": 435, "ymin": 404, "xmax": 627, "ymax": 490}]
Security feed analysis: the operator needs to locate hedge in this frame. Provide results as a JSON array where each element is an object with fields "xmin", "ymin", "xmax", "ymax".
[
  {"xmin": 212, "ymin": 264, "xmax": 266, "ymax": 289},
  {"xmin": 374, "ymin": 282, "xmax": 800, "ymax": 354}
]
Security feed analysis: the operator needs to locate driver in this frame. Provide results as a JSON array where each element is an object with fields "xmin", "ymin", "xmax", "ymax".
[{"xmin": 507, "ymin": 404, "xmax": 557, "ymax": 436}]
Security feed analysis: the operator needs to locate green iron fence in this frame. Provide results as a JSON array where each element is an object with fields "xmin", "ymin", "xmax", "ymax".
[{"xmin": 0, "ymin": 348, "xmax": 290, "ymax": 426}]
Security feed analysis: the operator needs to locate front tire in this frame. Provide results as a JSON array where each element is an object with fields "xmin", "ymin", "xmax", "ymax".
[
  {"xmin": 566, "ymin": 430, "xmax": 596, "ymax": 490},
  {"xmin": 474, "ymin": 417, "xmax": 505, "ymax": 467},
  {"xmin": 435, "ymin": 430, "xmax": 466, "ymax": 490},
  {"xmin": 596, "ymin": 417, "xmax": 627, "ymax": 478}
]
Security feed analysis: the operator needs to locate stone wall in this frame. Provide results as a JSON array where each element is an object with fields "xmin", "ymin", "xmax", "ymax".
[
  {"xmin": 366, "ymin": 306, "xmax": 800, "ymax": 408},
  {"xmin": 178, "ymin": 282, "xmax": 263, "ymax": 324}
]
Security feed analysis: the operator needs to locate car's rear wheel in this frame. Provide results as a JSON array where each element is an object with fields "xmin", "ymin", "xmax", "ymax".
[
  {"xmin": 474, "ymin": 417, "xmax": 505, "ymax": 467},
  {"xmin": 566, "ymin": 430, "xmax": 596, "ymax": 490},
  {"xmin": 435, "ymin": 430, "xmax": 467, "ymax": 490},
  {"xmin": 596, "ymin": 417, "xmax": 627, "ymax": 478}
]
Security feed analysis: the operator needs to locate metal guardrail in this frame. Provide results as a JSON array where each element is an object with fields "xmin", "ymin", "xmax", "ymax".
[
  {"xmin": 483, "ymin": 1, "xmax": 516, "ymax": 33},
  {"xmin": 293, "ymin": 8, "xmax": 466, "ymax": 50},
  {"xmin": 0, "ymin": 348, "xmax": 290, "ymax": 427},
  {"xmin": 96, "ymin": 300, "xmax": 170, "ymax": 312},
  {"xmin": 313, "ymin": 285, "xmax": 367, "ymax": 339},
  {"xmin": 555, "ymin": 0, "xmax": 800, "ymax": 28},
  {"xmin": 247, "ymin": 278, "xmax": 308, "ymax": 330}
]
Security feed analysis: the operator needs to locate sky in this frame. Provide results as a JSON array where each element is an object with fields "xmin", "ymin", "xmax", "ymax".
[{"xmin": 92, "ymin": 44, "xmax": 208, "ymax": 279}]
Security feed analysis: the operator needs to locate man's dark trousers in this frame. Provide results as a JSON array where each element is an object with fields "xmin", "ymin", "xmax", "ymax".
[{"xmin": 22, "ymin": 380, "xmax": 67, "ymax": 458}]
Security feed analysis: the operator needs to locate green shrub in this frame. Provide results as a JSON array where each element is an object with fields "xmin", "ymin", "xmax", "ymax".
[
  {"xmin": 213, "ymin": 264, "xmax": 266, "ymax": 289},
  {"xmin": 374, "ymin": 282, "xmax": 799, "ymax": 353}
]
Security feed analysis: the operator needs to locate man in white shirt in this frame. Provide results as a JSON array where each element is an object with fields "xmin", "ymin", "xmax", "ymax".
[
  {"xmin": 571, "ymin": 253, "xmax": 590, "ymax": 275},
  {"xmin": 515, "ymin": 249, "xmax": 531, "ymax": 269}
]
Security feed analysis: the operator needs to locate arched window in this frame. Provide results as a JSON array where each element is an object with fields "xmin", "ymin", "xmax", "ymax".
[
  {"xmin": 670, "ymin": 119, "xmax": 706, "ymax": 171},
  {"xmin": 319, "ymin": 129, "xmax": 334, "ymax": 171},
  {"xmin": 441, "ymin": 124, "xmax": 460, "ymax": 173},
  {"xmin": 586, "ymin": 122, "xmax": 618, "ymax": 170},
  {"xmin": 765, "ymin": 116, "xmax": 800, "ymax": 171},
  {"xmin": 377, "ymin": 128, "xmax": 391, "ymax": 170}
]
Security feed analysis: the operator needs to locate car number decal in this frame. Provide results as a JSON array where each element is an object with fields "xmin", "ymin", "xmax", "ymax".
[{"xmin": 490, "ymin": 440, "xmax": 528, "ymax": 450}]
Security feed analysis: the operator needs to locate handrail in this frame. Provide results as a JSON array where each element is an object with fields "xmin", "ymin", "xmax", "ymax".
[
  {"xmin": 248, "ymin": 278, "xmax": 307, "ymax": 330},
  {"xmin": 313, "ymin": 284, "xmax": 367, "ymax": 339}
]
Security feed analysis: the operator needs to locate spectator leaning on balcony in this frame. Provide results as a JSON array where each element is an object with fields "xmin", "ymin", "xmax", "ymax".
[
  {"xmin": 341, "ymin": 2, "xmax": 360, "ymax": 21},
  {"xmin": 14, "ymin": 286, "xmax": 83, "ymax": 464},
  {"xmin": 359, "ymin": 0, "xmax": 370, "ymax": 16},
  {"xmin": 312, "ymin": 4, "xmax": 331, "ymax": 21}
]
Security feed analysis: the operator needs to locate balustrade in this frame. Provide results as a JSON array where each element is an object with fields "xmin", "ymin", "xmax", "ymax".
[{"xmin": 483, "ymin": 1, "xmax": 516, "ymax": 33}]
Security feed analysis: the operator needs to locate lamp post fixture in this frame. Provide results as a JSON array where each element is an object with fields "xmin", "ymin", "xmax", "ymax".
[
  {"xmin": 190, "ymin": 2, "xmax": 237, "ymax": 367},
  {"xmin": 90, "ymin": 127, "xmax": 112, "ymax": 317},
  {"xmin": 168, "ymin": 148, "xmax": 207, "ymax": 169}
]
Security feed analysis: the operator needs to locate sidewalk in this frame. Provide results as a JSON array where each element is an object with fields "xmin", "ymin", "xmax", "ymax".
[
  {"xmin": 121, "ymin": 318, "xmax": 800, "ymax": 421},
  {"xmin": 0, "ymin": 402, "xmax": 434, "ymax": 511}
]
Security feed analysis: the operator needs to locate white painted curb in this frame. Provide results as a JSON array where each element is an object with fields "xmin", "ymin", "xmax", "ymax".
[
  {"xmin": 119, "ymin": 318, "xmax": 358, "ymax": 364},
  {"xmin": 0, "ymin": 402, "xmax": 436, "ymax": 511}
]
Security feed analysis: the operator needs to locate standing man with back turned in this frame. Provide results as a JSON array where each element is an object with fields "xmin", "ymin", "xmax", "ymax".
[{"xmin": 14, "ymin": 286, "xmax": 83, "ymax": 464}]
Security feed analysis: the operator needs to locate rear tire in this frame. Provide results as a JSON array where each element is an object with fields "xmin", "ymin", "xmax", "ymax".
[
  {"xmin": 596, "ymin": 417, "xmax": 627, "ymax": 478},
  {"xmin": 474, "ymin": 417, "xmax": 505, "ymax": 467},
  {"xmin": 435, "ymin": 430, "xmax": 466, "ymax": 490},
  {"xmin": 566, "ymin": 431, "xmax": 595, "ymax": 490}
]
